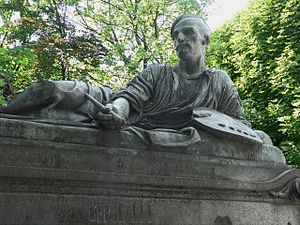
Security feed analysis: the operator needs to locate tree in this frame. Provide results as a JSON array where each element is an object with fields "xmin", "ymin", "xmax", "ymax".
[
  {"xmin": 0, "ymin": 0, "xmax": 110, "ymax": 99},
  {"xmin": 206, "ymin": 0, "xmax": 300, "ymax": 166},
  {"xmin": 74, "ymin": 0, "xmax": 211, "ymax": 86},
  {"xmin": 0, "ymin": 0, "xmax": 212, "ymax": 99},
  {"xmin": 0, "ymin": 0, "xmax": 38, "ymax": 97}
]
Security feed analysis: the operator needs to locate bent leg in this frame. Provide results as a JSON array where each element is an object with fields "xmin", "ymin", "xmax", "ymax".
[
  {"xmin": 1, "ymin": 80, "xmax": 87, "ymax": 115},
  {"xmin": 0, "ymin": 80, "xmax": 115, "ymax": 122}
]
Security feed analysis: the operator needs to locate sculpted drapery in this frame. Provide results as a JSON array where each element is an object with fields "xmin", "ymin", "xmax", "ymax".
[
  {"xmin": 114, "ymin": 64, "xmax": 250, "ymax": 129},
  {"xmin": 0, "ymin": 14, "xmax": 259, "ymax": 146}
]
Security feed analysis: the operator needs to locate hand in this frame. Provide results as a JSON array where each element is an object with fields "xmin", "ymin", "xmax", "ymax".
[
  {"xmin": 193, "ymin": 111, "xmax": 211, "ymax": 118},
  {"xmin": 95, "ymin": 103, "xmax": 126, "ymax": 129}
]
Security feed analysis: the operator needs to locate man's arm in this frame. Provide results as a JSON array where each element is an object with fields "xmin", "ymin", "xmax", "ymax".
[
  {"xmin": 109, "ymin": 97, "xmax": 130, "ymax": 119},
  {"xmin": 95, "ymin": 97, "xmax": 130, "ymax": 129},
  {"xmin": 96, "ymin": 64, "xmax": 160, "ymax": 128},
  {"xmin": 216, "ymin": 70, "xmax": 251, "ymax": 127}
]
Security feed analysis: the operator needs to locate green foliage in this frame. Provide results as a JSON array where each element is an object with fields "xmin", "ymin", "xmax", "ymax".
[
  {"xmin": 0, "ymin": 79, "xmax": 5, "ymax": 104},
  {"xmin": 74, "ymin": 0, "xmax": 211, "ymax": 86},
  {"xmin": 0, "ymin": 46, "xmax": 37, "ymax": 97},
  {"xmin": 206, "ymin": 0, "xmax": 300, "ymax": 166},
  {"xmin": 0, "ymin": 0, "xmax": 113, "ymax": 96},
  {"xmin": 0, "ymin": 0, "xmax": 211, "ymax": 94}
]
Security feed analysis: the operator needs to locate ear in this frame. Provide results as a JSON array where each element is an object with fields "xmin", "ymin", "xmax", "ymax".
[{"xmin": 203, "ymin": 34, "xmax": 210, "ymax": 45}]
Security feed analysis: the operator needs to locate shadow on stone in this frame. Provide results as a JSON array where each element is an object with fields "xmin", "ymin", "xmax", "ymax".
[{"xmin": 214, "ymin": 216, "xmax": 233, "ymax": 225}]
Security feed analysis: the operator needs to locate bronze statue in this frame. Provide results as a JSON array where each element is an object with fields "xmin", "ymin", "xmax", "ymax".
[{"xmin": 0, "ymin": 14, "xmax": 270, "ymax": 146}]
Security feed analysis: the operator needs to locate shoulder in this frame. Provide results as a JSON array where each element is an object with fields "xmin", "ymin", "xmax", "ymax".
[
  {"xmin": 131, "ymin": 64, "xmax": 172, "ymax": 84},
  {"xmin": 206, "ymin": 68, "xmax": 234, "ymax": 85},
  {"xmin": 139, "ymin": 64, "xmax": 173, "ymax": 79},
  {"xmin": 143, "ymin": 64, "xmax": 173, "ymax": 73}
]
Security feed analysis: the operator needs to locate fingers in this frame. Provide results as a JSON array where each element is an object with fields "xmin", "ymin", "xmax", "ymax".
[
  {"xmin": 95, "ymin": 103, "xmax": 114, "ymax": 121},
  {"xmin": 95, "ymin": 113, "xmax": 125, "ymax": 129},
  {"xmin": 94, "ymin": 102, "xmax": 126, "ymax": 129},
  {"xmin": 96, "ymin": 112, "xmax": 113, "ymax": 121},
  {"xmin": 193, "ymin": 112, "xmax": 211, "ymax": 118},
  {"xmin": 103, "ymin": 103, "xmax": 113, "ymax": 113}
]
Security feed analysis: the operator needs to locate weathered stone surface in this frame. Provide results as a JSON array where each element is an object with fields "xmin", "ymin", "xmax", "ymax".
[
  {"xmin": 1, "ymin": 13, "xmax": 298, "ymax": 224},
  {"xmin": 0, "ymin": 15, "xmax": 263, "ymax": 147},
  {"xmin": 0, "ymin": 116, "xmax": 286, "ymax": 164},
  {"xmin": 0, "ymin": 118, "xmax": 299, "ymax": 225},
  {"xmin": 0, "ymin": 193, "xmax": 299, "ymax": 225}
]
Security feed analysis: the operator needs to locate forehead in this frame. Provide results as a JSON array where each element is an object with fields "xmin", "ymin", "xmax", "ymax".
[{"xmin": 173, "ymin": 18, "xmax": 205, "ymax": 33}]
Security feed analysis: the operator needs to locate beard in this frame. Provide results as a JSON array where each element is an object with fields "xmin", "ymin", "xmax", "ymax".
[{"xmin": 176, "ymin": 43, "xmax": 192, "ymax": 59}]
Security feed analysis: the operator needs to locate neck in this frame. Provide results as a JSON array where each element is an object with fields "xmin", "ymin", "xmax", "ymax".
[{"xmin": 178, "ymin": 55, "xmax": 206, "ymax": 76}]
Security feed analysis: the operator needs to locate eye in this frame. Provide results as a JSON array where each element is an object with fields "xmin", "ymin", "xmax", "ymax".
[
  {"xmin": 184, "ymin": 29, "xmax": 196, "ymax": 36},
  {"xmin": 172, "ymin": 31, "xmax": 179, "ymax": 39}
]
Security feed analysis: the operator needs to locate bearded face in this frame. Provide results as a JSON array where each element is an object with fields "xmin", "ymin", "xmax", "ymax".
[{"xmin": 172, "ymin": 19, "xmax": 208, "ymax": 63}]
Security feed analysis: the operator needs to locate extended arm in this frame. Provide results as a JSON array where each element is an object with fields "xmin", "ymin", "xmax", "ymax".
[
  {"xmin": 110, "ymin": 97, "xmax": 130, "ymax": 119},
  {"xmin": 96, "ymin": 65, "xmax": 162, "ymax": 128},
  {"xmin": 94, "ymin": 97, "xmax": 130, "ymax": 129}
]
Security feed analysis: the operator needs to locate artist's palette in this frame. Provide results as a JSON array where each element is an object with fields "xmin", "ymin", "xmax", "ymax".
[{"xmin": 192, "ymin": 108, "xmax": 263, "ymax": 144}]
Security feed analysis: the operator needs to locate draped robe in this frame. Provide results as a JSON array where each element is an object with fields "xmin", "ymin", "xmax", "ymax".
[
  {"xmin": 0, "ymin": 64, "xmax": 251, "ymax": 146},
  {"xmin": 112, "ymin": 64, "xmax": 250, "ymax": 146}
]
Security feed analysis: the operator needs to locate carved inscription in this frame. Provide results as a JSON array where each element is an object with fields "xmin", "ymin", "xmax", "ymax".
[{"xmin": 88, "ymin": 201, "xmax": 152, "ymax": 224}]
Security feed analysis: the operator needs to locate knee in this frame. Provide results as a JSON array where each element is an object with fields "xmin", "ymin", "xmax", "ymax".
[
  {"xmin": 31, "ymin": 80, "xmax": 77, "ymax": 95},
  {"xmin": 28, "ymin": 80, "xmax": 58, "ymax": 99}
]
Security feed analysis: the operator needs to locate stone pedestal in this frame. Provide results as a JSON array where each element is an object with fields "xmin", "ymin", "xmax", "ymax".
[{"xmin": 0, "ymin": 117, "xmax": 299, "ymax": 225}]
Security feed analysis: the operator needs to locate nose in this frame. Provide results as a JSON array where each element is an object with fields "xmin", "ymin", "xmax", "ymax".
[{"xmin": 177, "ymin": 32, "xmax": 185, "ymax": 43}]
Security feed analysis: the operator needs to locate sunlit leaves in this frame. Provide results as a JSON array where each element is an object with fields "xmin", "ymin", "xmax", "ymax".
[
  {"xmin": 0, "ymin": 47, "xmax": 37, "ymax": 95},
  {"xmin": 206, "ymin": 0, "xmax": 300, "ymax": 166},
  {"xmin": 74, "ymin": 0, "xmax": 209, "ymax": 86}
]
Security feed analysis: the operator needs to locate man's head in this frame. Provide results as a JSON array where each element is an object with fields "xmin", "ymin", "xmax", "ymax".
[{"xmin": 171, "ymin": 14, "xmax": 211, "ymax": 62}]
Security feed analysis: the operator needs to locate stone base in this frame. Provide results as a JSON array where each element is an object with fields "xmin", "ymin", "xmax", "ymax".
[
  {"xmin": 0, "ymin": 117, "xmax": 299, "ymax": 225},
  {"xmin": 0, "ymin": 192, "xmax": 299, "ymax": 225}
]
